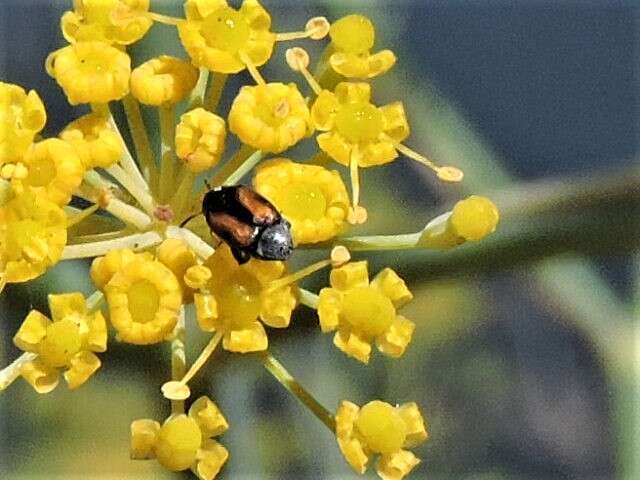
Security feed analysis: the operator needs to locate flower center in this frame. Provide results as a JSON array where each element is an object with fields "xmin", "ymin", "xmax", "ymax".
[
  {"xmin": 217, "ymin": 270, "xmax": 261, "ymax": 328},
  {"xmin": 341, "ymin": 286, "xmax": 394, "ymax": 337},
  {"xmin": 202, "ymin": 6, "xmax": 250, "ymax": 53},
  {"xmin": 127, "ymin": 280, "xmax": 160, "ymax": 324},
  {"xmin": 39, "ymin": 319, "xmax": 82, "ymax": 368},
  {"xmin": 277, "ymin": 182, "xmax": 327, "ymax": 221},
  {"xmin": 77, "ymin": 51, "xmax": 111, "ymax": 74},
  {"xmin": 335, "ymin": 102, "xmax": 384, "ymax": 143},
  {"xmin": 329, "ymin": 14, "xmax": 375, "ymax": 54},
  {"xmin": 155, "ymin": 416, "xmax": 202, "ymax": 472},
  {"xmin": 26, "ymin": 154, "xmax": 56, "ymax": 187},
  {"xmin": 355, "ymin": 401, "xmax": 407, "ymax": 454},
  {"xmin": 256, "ymin": 94, "xmax": 291, "ymax": 127}
]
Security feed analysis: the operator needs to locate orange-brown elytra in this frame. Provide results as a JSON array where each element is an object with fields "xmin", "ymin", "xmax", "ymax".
[{"xmin": 181, "ymin": 185, "xmax": 293, "ymax": 264}]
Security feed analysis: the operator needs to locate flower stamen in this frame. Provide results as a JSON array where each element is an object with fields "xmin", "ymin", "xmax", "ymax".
[
  {"xmin": 348, "ymin": 146, "xmax": 367, "ymax": 224},
  {"xmin": 286, "ymin": 47, "xmax": 322, "ymax": 95},
  {"xmin": 275, "ymin": 16, "xmax": 330, "ymax": 42},
  {"xmin": 239, "ymin": 51, "xmax": 266, "ymax": 86},
  {"xmin": 148, "ymin": 12, "xmax": 183, "ymax": 26},
  {"xmin": 392, "ymin": 139, "xmax": 464, "ymax": 183}
]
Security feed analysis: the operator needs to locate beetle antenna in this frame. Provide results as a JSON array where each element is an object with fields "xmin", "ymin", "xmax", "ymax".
[
  {"xmin": 204, "ymin": 179, "xmax": 212, "ymax": 190},
  {"xmin": 179, "ymin": 212, "xmax": 200, "ymax": 228}
]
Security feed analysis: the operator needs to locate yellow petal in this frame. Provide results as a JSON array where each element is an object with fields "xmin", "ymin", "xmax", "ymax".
[
  {"xmin": 335, "ymin": 401, "xmax": 369, "ymax": 474},
  {"xmin": 194, "ymin": 293, "xmax": 219, "ymax": 332},
  {"xmin": 13, "ymin": 310, "xmax": 51, "ymax": 352},
  {"xmin": 317, "ymin": 288, "xmax": 342, "ymax": 333},
  {"xmin": 316, "ymin": 131, "xmax": 351, "ymax": 166},
  {"xmin": 334, "ymin": 329, "xmax": 372, "ymax": 364},
  {"xmin": 155, "ymin": 414, "xmax": 202, "ymax": 471},
  {"xmin": 360, "ymin": 138, "xmax": 397, "ymax": 167},
  {"xmin": 20, "ymin": 358, "xmax": 59, "ymax": 393},
  {"xmin": 334, "ymin": 82, "xmax": 371, "ymax": 105},
  {"xmin": 371, "ymin": 268, "xmax": 413, "ymax": 308},
  {"xmin": 376, "ymin": 449, "xmax": 420, "ymax": 480},
  {"xmin": 48, "ymin": 292, "xmax": 87, "ymax": 322},
  {"xmin": 375, "ymin": 315, "xmax": 415, "ymax": 359},
  {"xmin": 87, "ymin": 310, "xmax": 108, "ymax": 352},
  {"xmin": 223, "ymin": 322, "xmax": 268, "ymax": 353},
  {"xmin": 259, "ymin": 285, "xmax": 296, "ymax": 328},
  {"xmin": 130, "ymin": 418, "xmax": 161, "ymax": 460},
  {"xmin": 189, "ymin": 396, "xmax": 229, "ymax": 437},
  {"xmin": 195, "ymin": 439, "xmax": 229, "ymax": 480},
  {"xmin": 64, "ymin": 350, "xmax": 101, "ymax": 389},
  {"xmin": 330, "ymin": 261, "xmax": 369, "ymax": 291},
  {"xmin": 397, "ymin": 402, "xmax": 428, "ymax": 448},
  {"xmin": 380, "ymin": 101, "xmax": 409, "ymax": 142},
  {"xmin": 310, "ymin": 90, "xmax": 340, "ymax": 131}
]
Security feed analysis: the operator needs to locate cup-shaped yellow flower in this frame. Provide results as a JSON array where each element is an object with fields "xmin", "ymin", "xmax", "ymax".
[
  {"xmin": 131, "ymin": 396, "xmax": 229, "ymax": 479},
  {"xmin": 59, "ymin": 112, "xmax": 123, "ymax": 169},
  {"xmin": 0, "ymin": 82, "xmax": 46, "ymax": 165},
  {"xmin": 103, "ymin": 254, "xmax": 182, "ymax": 344},
  {"xmin": 156, "ymin": 238, "xmax": 198, "ymax": 301},
  {"xmin": 130, "ymin": 56, "xmax": 199, "ymax": 106},
  {"xmin": 17, "ymin": 138, "xmax": 84, "ymax": 206},
  {"xmin": 312, "ymin": 82, "xmax": 409, "ymax": 168},
  {"xmin": 12, "ymin": 292, "xmax": 107, "ymax": 393},
  {"xmin": 228, "ymin": 82, "xmax": 311, "ymax": 153},
  {"xmin": 335, "ymin": 400, "xmax": 428, "ymax": 480},
  {"xmin": 328, "ymin": 15, "xmax": 396, "ymax": 79},
  {"xmin": 195, "ymin": 244, "xmax": 297, "ymax": 353},
  {"xmin": 177, "ymin": 0, "xmax": 276, "ymax": 74},
  {"xmin": 46, "ymin": 41, "xmax": 131, "ymax": 105},
  {"xmin": 176, "ymin": 108, "xmax": 226, "ymax": 173},
  {"xmin": 318, "ymin": 261, "xmax": 414, "ymax": 364},
  {"xmin": 0, "ymin": 191, "xmax": 67, "ymax": 284},
  {"xmin": 253, "ymin": 158, "xmax": 350, "ymax": 244},
  {"xmin": 90, "ymin": 248, "xmax": 151, "ymax": 290},
  {"xmin": 61, "ymin": 0, "xmax": 153, "ymax": 45}
]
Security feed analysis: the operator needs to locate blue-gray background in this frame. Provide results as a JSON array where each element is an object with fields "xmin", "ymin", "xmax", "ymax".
[{"xmin": 0, "ymin": 1, "xmax": 638, "ymax": 479}]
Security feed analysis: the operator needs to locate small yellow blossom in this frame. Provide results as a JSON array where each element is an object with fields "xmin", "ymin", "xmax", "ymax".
[
  {"xmin": 89, "ymin": 248, "xmax": 150, "ymax": 290},
  {"xmin": 336, "ymin": 400, "xmax": 428, "ymax": 480},
  {"xmin": 195, "ymin": 244, "xmax": 297, "ymax": 353},
  {"xmin": 59, "ymin": 112, "xmax": 123, "ymax": 169},
  {"xmin": 46, "ymin": 41, "xmax": 131, "ymax": 105},
  {"xmin": 130, "ymin": 56, "xmax": 199, "ymax": 106},
  {"xmin": 175, "ymin": 108, "xmax": 226, "ymax": 173},
  {"xmin": 311, "ymin": 82, "xmax": 409, "ymax": 168},
  {"xmin": 0, "ymin": 191, "xmax": 67, "ymax": 284},
  {"xmin": 177, "ymin": 0, "xmax": 276, "ymax": 74},
  {"xmin": 318, "ymin": 262, "xmax": 414, "ymax": 364},
  {"xmin": 450, "ymin": 195, "xmax": 500, "ymax": 241},
  {"xmin": 98, "ymin": 251, "xmax": 182, "ymax": 344},
  {"xmin": 61, "ymin": 0, "xmax": 153, "ymax": 45},
  {"xmin": 228, "ymin": 83, "xmax": 311, "ymax": 153},
  {"xmin": 16, "ymin": 138, "xmax": 84, "ymax": 206},
  {"xmin": 13, "ymin": 292, "xmax": 107, "ymax": 393},
  {"xmin": 328, "ymin": 15, "xmax": 396, "ymax": 79},
  {"xmin": 0, "ymin": 82, "xmax": 46, "ymax": 165},
  {"xmin": 253, "ymin": 158, "xmax": 350, "ymax": 244},
  {"xmin": 131, "ymin": 396, "xmax": 229, "ymax": 479}
]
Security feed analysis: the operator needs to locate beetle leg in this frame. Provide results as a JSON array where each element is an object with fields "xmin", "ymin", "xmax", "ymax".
[{"xmin": 231, "ymin": 246, "xmax": 251, "ymax": 265}]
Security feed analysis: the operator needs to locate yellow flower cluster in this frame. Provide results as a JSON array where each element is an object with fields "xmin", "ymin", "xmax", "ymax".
[
  {"xmin": 131, "ymin": 396, "xmax": 229, "ymax": 478},
  {"xmin": 13, "ymin": 292, "xmax": 107, "ymax": 392},
  {"xmin": 0, "ymin": 3, "xmax": 504, "ymax": 480}
]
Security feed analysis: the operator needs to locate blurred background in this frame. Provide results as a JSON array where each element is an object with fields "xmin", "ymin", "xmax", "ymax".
[{"xmin": 1, "ymin": 0, "xmax": 638, "ymax": 479}]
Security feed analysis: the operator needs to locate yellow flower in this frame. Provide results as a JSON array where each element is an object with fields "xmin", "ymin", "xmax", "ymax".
[
  {"xmin": 16, "ymin": 139, "xmax": 84, "ymax": 206},
  {"xmin": 61, "ymin": 0, "xmax": 152, "ymax": 45},
  {"xmin": 98, "ymin": 251, "xmax": 182, "ymax": 344},
  {"xmin": 228, "ymin": 82, "xmax": 311, "ymax": 153},
  {"xmin": 46, "ymin": 41, "xmax": 131, "ymax": 105},
  {"xmin": 59, "ymin": 112, "xmax": 123, "ymax": 169},
  {"xmin": 175, "ymin": 108, "xmax": 226, "ymax": 173},
  {"xmin": 13, "ymin": 292, "xmax": 107, "ymax": 393},
  {"xmin": 0, "ymin": 191, "xmax": 67, "ymax": 284},
  {"xmin": 0, "ymin": 82, "xmax": 46, "ymax": 165},
  {"xmin": 252, "ymin": 158, "xmax": 350, "ymax": 244},
  {"xmin": 89, "ymin": 247, "xmax": 149, "ymax": 290},
  {"xmin": 311, "ymin": 82, "xmax": 409, "ymax": 168},
  {"xmin": 130, "ymin": 56, "xmax": 199, "ymax": 106},
  {"xmin": 335, "ymin": 400, "xmax": 428, "ymax": 480},
  {"xmin": 328, "ymin": 15, "xmax": 396, "ymax": 79},
  {"xmin": 177, "ymin": 0, "xmax": 276, "ymax": 74},
  {"xmin": 131, "ymin": 396, "xmax": 229, "ymax": 479},
  {"xmin": 195, "ymin": 244, "xmax": 296, "ymax": 353},
  {"xmin": 318, "ymin": 262, "xmax": 414, "ymax": 364}
]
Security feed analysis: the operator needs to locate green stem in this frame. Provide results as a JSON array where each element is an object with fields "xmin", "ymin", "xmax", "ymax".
[
  {"xmin": 203, "ymin": 73, "xmax": 228, "ymax": 113},
  {"xmin": 159, "ymin": 105, "xmax": 177, "ymax": 202},
  {"xmin": 170, "ymin": 307, "xmax": 187, "ymax": 414},
  {"xmin": 260, "ymin": 352, "xmax": 336, "ymax": 432},
  {"xmin": 298, "ymin": 288, "xmax": 319, "ymax": 309},
  {"xmin": 61, "ymin": 231, "xmax": 162, "ymax": 259},
  {"xmin": 187, "ymin": 68, "xmax": 210, "ymax": 110},
  {"xmin": 122, "ymin": 95, "xmax": 158, "ymax": 188}
]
